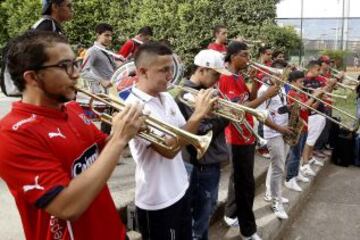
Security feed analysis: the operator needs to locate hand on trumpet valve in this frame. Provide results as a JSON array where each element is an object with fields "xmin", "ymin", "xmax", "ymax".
[
  {"xmin": 335, "ymin": 71, "xmax": 345, "ymax": 81},
  {"xmin": 111, "ymin": 103, "xmax": 146, "ymax": 142},
  {"xmin": 193, "ymin": 89, "xmax": 218, "ymax": 120}
]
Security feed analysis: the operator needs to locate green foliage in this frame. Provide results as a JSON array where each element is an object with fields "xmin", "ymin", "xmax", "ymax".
[{"xmin": 0, "ymin": 0, "xmax": 300, "ymax": 67}]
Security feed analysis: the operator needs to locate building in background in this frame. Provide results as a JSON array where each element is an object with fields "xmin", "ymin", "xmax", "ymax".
[{"xmin": 276, "ymin": 0, "xmax": 360, "ymax": 68}]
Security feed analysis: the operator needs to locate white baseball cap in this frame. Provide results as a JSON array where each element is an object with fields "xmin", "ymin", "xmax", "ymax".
[{"xmin": 194, "ymin": 49, "xmax": 232, "ymax": 76}]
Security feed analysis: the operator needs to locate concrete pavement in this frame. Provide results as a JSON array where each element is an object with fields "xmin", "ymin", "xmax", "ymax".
[{"xmin": 282, "ymin": 164, "xmax": 360, "ymax": 240}]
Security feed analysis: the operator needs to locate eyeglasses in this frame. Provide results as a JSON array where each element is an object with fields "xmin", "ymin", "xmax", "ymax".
[{"xmin": 34, "ymin": 59, "xmax": 82, "ymax": 76}]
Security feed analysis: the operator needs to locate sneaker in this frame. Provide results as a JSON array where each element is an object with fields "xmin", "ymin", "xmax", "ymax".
[
  {"xmin": 257, "ymin": 148, "xmax": 270, "ymax": 159},
  {"xmin": 264, "ymin": 191, "xmax": 289, "ymax": 203},
  {"xmin": 301, "ymin": 164, "xmax": 316, "ymax": 176},
  {"xmin": 297, "ymin": 172, "xmax": 310, "ymax": 183},
  {"xmin": 242, "ymin": 232, "xmax": 263, "ymax": 240},
  {"xmin": 224, "ymin": 216, "xmax": 239, "ymax": 227},
  {"xmin": 285, "ymin": 178, "xmax": 303, "ymax": 192},
  {"xmin": 309, "ymin": 157, "xmax": 324, "ymax": 167},
  {"xmin": 272, "ymin": 198, "xmax": 288, "ymax": 219}
]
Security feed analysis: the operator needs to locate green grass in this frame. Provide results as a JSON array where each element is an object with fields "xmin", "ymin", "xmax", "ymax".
[{"xmin": 332, "ymin": 88, "xmax": 357, "ymax": 129}]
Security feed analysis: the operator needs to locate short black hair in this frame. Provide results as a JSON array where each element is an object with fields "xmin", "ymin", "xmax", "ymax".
[
  {"xmin": 213, "ymin": 24, "xmax": 227, "ymax": 37},
  {"xmin": 5, "ymin": 30, "xmax": 68, "ymax": 92},
  {"xmin": 307, "ymin": 60, "xmax": 321, "ymax": 69},
  {"xmin": 288, "ymin": 70, "xmax": 305, "ymax": 82},
  {"xmin": 95, "ymin": 23, "xmax": 113, "ymax": 35},
  {"xmin": 271, "ymin": 59, "xmax": 288, "ymax": 69},
  {"xmin": 225, "ymin": 41, "xmax": 248, "ymax": 63},
  {"xmin": 258, "ymin": 45, "xmax": 272, "ymax": 55},
  {"xmin": 43, "ymin": 0, "xmax": 66, "ymax": 15},
  {"xmin": 138, "ymin": 26, "xmax": 153, "ymax": 36},
  {"xmin": 134, "ymin": 41, "xmax": 172, "ymax": 67}
]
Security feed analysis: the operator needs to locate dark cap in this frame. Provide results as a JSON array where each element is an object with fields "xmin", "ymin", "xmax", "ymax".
[
  {"xmin": 288, "ymin": 70, "xmax": 305, "ymax": 82},
  {"xmin": 42, "ymin": 0, "xmax": 52, "ymax": 15}
]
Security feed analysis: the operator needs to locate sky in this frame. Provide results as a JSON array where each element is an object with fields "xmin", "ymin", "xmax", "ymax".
[{"xmin": 276, "ymin": 0, "xmax": 360, "ymax": 18}]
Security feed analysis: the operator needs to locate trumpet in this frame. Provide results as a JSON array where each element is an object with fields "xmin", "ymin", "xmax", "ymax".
[
  {"xmin": 76, "ymin": 87, "xmax": 213, "ymax": 159},
  {"xmin": 246, "ymin": 62, "xmax": 359, "ymax": 131},
  {"xmin": 175, "ymin": 85, "xmax": 268, "ymax": 123},
  {"xmin": 175, "ymin": 85, "xmax": 268, "ymax": 145}
]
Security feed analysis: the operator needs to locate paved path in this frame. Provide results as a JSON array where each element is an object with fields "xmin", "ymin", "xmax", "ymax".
[{"xmin": 283, "ymin": 164, "xmax": 360, "ymax": 240}]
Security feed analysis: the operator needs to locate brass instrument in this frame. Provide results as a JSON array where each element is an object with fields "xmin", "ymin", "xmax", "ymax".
[
  {"xmin": 330, "ymin": 67, "xmax": 359, "ymax": 86},
  {"xmin": 175, "ymin": 85, "xmax": 268, "ymax": 123},
  {"xmin": 247, "ymin": 61, "xmax": 359, "ymax": 131},
  {"xmin": 302, "ymin": 87, "xmax": 348, "ymax": 100},
  {"xmin": 76, "ymin": 87, "xmax": 213, "ymax": 159},
  {"xmin": 283, "ymin": 100, "xmax": 306, "ymax": 146},
  {"xmin": 175, "ymin": 85, "xmax": 268, "ymax": 145}
]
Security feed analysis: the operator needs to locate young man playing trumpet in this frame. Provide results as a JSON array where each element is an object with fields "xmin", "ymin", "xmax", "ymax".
[
  {"xmin": 126, "ymin": 42, "xmax": 216, "ymax": 240},
  {"xmin": 0, "ymin": 30, "xmax": 145, "ymax": 240},
  {"xmin": 219, "ymin": 41, "xmax": 281, "ymax": 240},
  {"xmin": 176, "ymin": 49, "xmax": 231, "ymax": 240}
]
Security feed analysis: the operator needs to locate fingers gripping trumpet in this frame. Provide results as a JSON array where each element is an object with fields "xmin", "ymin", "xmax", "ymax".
[{"xmin": 76, "ymin": 87, "xmax": 213, "ymax": 159}]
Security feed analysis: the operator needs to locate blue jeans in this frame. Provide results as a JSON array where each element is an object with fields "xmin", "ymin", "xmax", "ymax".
[
  {"xmin": 190, "ymin": 163, "xmax": 220, "ymax": 240},
  {"xmin": 286, "ymin": 132, "xmax": 307, "ymax": 181}
]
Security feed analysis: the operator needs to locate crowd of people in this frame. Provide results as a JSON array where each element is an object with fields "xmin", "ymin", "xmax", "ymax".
[{"xmin": 0, "ymin": 1, "xmax": 358, "ymax": 240}]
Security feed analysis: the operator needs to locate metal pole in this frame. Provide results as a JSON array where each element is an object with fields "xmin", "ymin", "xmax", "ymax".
[
  {"xmin": 299, "ymin": 0, "xmax": 304, "ymax": 66},
  {"xmin": 340, "ymin": 0, "xmax": 345, "ymax": 50}
]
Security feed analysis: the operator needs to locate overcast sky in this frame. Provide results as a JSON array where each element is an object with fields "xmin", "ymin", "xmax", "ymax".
[{"xmin": 277, "ymin": 0, "xmax": 360, "ymax": 18}]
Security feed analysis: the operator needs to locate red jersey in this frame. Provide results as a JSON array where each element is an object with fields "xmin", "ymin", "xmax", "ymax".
[
  {"xmin": 208, "ymin": 42, "xmax": 227, "ymax": 54},
  {"xmin": 118, "ymin": 38, "xmax": 140, "ymax": 59},
  {"xmin": 0, "ymin": 101, "xmax": 126, "ymax": 240},
  {"xmin": 287, "ymin": 90, "xmax": 309, "ymax": 132},
  {"xmin": 218, "ymin": 74, "xmax": 256, "ymax": 145}
]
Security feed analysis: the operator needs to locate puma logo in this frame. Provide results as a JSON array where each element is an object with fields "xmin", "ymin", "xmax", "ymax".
[
  {"xmin": 23, "ymin": 176, "xmax": 44, "ymax": 193},
  {"xmin": 48, "ymin": 128, "xmax": 66, "ymax": 139}
]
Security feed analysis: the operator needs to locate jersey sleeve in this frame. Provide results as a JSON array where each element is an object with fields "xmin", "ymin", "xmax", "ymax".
[
  {"xmin": 118, "ymin": 40, "xmax": 134, "ymax": 59},
  {"xmin": 0, "ymin": 130, "xmax": 70, "ymax": 209}
]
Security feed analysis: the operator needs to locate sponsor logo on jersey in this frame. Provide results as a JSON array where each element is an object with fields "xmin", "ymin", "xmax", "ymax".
[
  {"xmin": 12, "ymin": 114, "xmax": 36, "ymax": 131},
  {"xmin": 71, "ymin": 144, "xmax": 99, "ymax": 177}
]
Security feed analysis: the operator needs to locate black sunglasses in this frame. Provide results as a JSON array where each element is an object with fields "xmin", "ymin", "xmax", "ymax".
[{"xmin": 33, "ymin": 59, "xmax": 82, "ymax": 76}]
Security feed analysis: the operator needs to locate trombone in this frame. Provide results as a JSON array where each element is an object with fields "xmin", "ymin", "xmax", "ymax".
[
  {"xmin": 76, "ymin": 87, "xmax": 213, "ymax": 159},
  {"xmin": 302, "ymin": 87, "xmax": 348, "ymax": 100},
  {"xmin": 247, "ymin": 61, "xmax": 359, "ymax": 131},
  {"xmin": 330, "ymin": 67, "xmax": 359, "ymax": 86}
]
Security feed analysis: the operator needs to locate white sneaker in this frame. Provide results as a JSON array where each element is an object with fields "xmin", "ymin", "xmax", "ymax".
[
  {"xmin": 301, "ymin": 164, "xmax": 316, "ymax": 176},
  {"xmin": 272, "ymin": 198, "xmax": 289, "ymax": 219},
  {"xmin": 224, "ymin": 216, "xmax": 239, "ymax": 227},
  {"xmin": 264, "ymin": 190, "xmax": 272, "ymax": 202},
  {"xmin": 297, "ymin": 172, "xmax": 310, "ymax": 183},
  {"xmin": 285, "ymin": 178, "xmax": 303, "ymax": 192},
  {"xmin": 309, "ymin": 157, "xmax": 324, "ymax": 167},
  {"xmin": 264, "ymin": 192, "xmax": 289, "ymax": 204},
  {"xmin": 242, "ymin": 232, "xmax": 263, "ymax": 240}
]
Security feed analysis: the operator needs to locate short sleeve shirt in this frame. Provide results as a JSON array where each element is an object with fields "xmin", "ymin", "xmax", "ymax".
[
  {"xmin": 218, "ymin": 74, "xmax": 256, "ymax": 145},
  {"xmin": 0, "ymin": 101, "xmax": 126, "ymax": 240},
  {"xmin": 126, "ymin": 87, "xmax": 189, "ymax": 210}
]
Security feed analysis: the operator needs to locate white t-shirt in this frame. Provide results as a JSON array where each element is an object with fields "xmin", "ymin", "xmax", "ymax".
[
  {"xmin": 126, "ymin": 86, "xmax": 189, "ymax": 210},
  {"xmin": 257, "ymin": 84, "xmax": 288, "ymax": 139}
]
